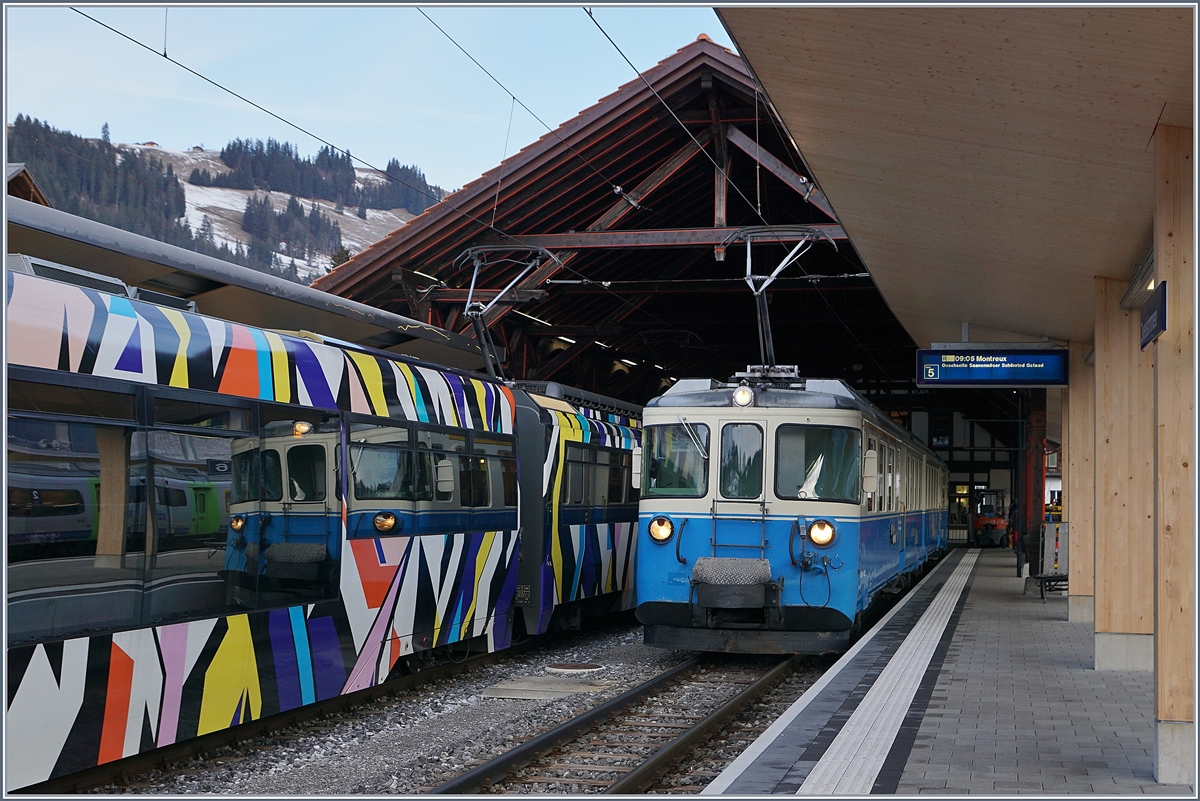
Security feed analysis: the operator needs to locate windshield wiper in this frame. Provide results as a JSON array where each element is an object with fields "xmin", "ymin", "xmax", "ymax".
[{"xmin": 678, "ymin": 415, "xmax": 708, "ymax": 460}]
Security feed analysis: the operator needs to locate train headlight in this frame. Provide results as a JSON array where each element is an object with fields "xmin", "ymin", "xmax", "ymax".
[
  {"xmin": 648, "ymin": 516, "xmax": 674, "ymax": 542},
  {"xmin": 373, "ymin": 512, "xmax": 398, "ymax": 533},
  {"xmin": 230, "ymin": 515, "xmax": 246, "ymax": 532},
  {"xmin": 293, "ymin": 421, "xmax": 313, "ymax": 438},
  {"xmin": 732, "ymin": 386, "xmax": 754, "ymax": 407},
  {"xmin": 808, "ymin": 519, "xmax": 835, "ymax": 546}
]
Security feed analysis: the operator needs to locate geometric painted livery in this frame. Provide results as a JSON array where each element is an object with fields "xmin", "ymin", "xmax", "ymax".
[{"xmin": 4, "ymin": 261, "xmax": 638, "ymax": 790}]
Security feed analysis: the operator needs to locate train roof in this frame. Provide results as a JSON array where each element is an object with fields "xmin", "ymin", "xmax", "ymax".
[
  {"xmin": 6, "ymin": 197, "xmax": 488, "ymax": 370},
  {"xmin": 509, "ymin": 380, "xmax": 642, "ymax": 419},
  {"xmin": 646, "ymin": 367, "xmax": 942, "ymax": 463}
]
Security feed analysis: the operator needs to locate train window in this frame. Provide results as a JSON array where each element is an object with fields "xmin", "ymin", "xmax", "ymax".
[
  {"xmin": 866, "ymin": 435, "xmax": 877, "ymax": 512},
  {"xmin": 775, "ymin": 425, "xmax": 862, "ymax": 503},
  {"xmin": 142, "ymin": 430, "xmax": 240, "ymax": 627},
  {"xmin": 500, "ymin": 458, "xmax": 518, "ymax": 507},
  {"xmin": 352, "ymin": 446, "xmax": 414, "ymax": 500},
  {"xmin": 460, "ymin": 454, "xmax": 490, "ymax": 507},
  {"xmin": 232, "ymin": 449, "xmax": 283, "ymax": 503},
  {"xmin": 607, "ymin": 450, "xmax": 629, "ymax": 504},
  {"xmin": 287, "ymin": 446, "xmax": 327, "ymax": 502},
  {"xmin": 886, "ymin": 446, "xmax": 895, "ymax": 511},
  {"xmin": 7, "ymin": 417, "xmax": 145, "ymax": 646},
  {"xmin": 563, "ymin": 444, "xmax": 588, "ymax": 505},
  {"xmin": 8, "ymin": 379, "xmax": 136, "ymax": 421},
  {"xmin": 720, "ymin": 423, "xmax": 763, "ymax": 499},
  {"xmin": 154, "ymin": 397, "xmax": 250, "ymax": 431},
  {"xmin": 642, "ymin": 423, "xmax": 710, "ymax": 498}
]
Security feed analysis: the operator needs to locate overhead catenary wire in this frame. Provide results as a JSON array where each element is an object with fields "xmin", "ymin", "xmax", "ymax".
[
  {"xmin": 415, "ymin": 7, "xmax": 683, "ymax": 228},
  {"xmin": 583, "ymin": 7, "xmax": 897, "ymax": 381}
]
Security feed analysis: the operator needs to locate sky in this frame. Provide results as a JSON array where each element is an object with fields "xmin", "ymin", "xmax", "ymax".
[{"xmin": 4, "ymin": 5, "xmax": 736, "ymax": 190}]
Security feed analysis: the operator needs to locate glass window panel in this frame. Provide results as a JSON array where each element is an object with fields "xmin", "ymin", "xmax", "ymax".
[
  {"xmin": 563, "ymin": 461, "xmax": 587, "ymax": 505},
  {"xmin": 499, "ymin": 458, "xmax": 518, "ymax": 507},
  {"xmin": 352, "ymin": 445, "xmax": 412, "ymax": 500},
  {"xmin": 775, "ymin": 425, "xmax": 863, "ymax": 504},
  {"xmin": 592, "ymin": 461, "xmax": 612, "ymax": 506},
  {"xmin": 287, "ymin": 445, "xmax": 326, "ymax": 502},
  {"xmin": 642, "ymin": 423, "xmax": 710, "ymax": 498},
  {"xmin": 154, "ymin": 398, "xmax": 250, "ymax": 431},
  {"xmin": 262, "ymin": 450, "xmax": 283, "ymax": 502},
  {"xmin": 473, "ymin": 435, "xmax": 514, "ymax": 457},
  {"xmin": 142, "ymin": 430, "xmax": 238, "ymax": 626},
  {"xmin": 7, "ymin": 418, "xmax": 144, "ymax": 645},
  {"xmin": 460, "ymin": 455, "xmax": 490, "ymax": 508},
  {"xmin": 720, "ymin": 423, "xmax": 763, "ymax": 499},
  {"xmin": 607, "ymin": 452, "xmax": 627, "ymax": 504},
  {"xmin": 7, "ymin": 380, "xmax": 135, "ymax": 420}
]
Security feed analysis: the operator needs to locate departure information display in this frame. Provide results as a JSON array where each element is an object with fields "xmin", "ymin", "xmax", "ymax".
[{"xmin": 916, "ymin": 349, "xmax": 1068, "ymax": 387}]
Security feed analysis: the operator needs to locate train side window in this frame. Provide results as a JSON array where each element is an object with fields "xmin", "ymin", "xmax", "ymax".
[
  {"xmin": 459, "ymin": 454, "xmax": 490, "ymax": 507},
  {"xmin": 8, "ymin": 379, "xmax": 136, "ymax": 421},
  {"xmin": 7, "ymin": 415, "xmax": 144, "ymax": 645},
  {"xmin": 563, "ymin": 444, "xmax": 589, "ymax": 505},
  {"xmin": 261, "ymin": 449, "xmax": 283, "ymax": 502},
  {"xmin": 866, "ymin": 435, "xmax": 877, "ymax": 512},
  {"xmin": 143, "ymin": 430, "xmax": 239, "ymax": 628},
  {"xmin": 885, "ymin": 445, "xmax": 895, "ymax": 511},
  {"xmin": 473, "ymin": 434, "xmax": 517, "ymax": 509},
  {"xmin": 607, "ymin": 450, "xmax": 628, "ymax": 504},
  {"xmin": 592, "ymin": 449, "xmax": 612, "ymax": 506},
  {"xmin": 721, "ymin": 423, "xmax": 764, "ymax": 499},
  {"xmin": 153, "ymin": 397, "xmax": 250, "ymax": 431}
]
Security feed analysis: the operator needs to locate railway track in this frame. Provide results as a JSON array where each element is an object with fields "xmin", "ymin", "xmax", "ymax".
[{"xmin": 430, "ymin": 653, "xmax": 808, "ymax": 794}]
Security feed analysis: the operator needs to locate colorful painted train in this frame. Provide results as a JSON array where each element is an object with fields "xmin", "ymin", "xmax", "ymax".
[
  {"xmin": 634, "ymin": 365, "xmax": 948, "ymax": 654},
  {"xmin": 4, "ymin": 262, "xmax": 640, "ymax": 790}
]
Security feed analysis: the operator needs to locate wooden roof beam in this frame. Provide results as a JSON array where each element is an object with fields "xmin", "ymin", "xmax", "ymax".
[
  {"xmin": 480, "ymin": 133, "xmax": 714, "ymax": 329},
  {"xmin": 478, "ymin": 225, "xmax": 846, "ymax": 249},
  {"xmin": 725, "ymin": 125, "xmax": 838, "ymax": 222}
]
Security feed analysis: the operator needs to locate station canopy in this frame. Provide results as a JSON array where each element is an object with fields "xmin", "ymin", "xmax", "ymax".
[{"xmin": 314, "ymin": 36, "xmax": 926, "ymax": 405}]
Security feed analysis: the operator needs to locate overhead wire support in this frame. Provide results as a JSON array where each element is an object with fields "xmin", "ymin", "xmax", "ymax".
[{"xmin": 584, "ymin": 8, "xmax": 895, "ymax": 381}]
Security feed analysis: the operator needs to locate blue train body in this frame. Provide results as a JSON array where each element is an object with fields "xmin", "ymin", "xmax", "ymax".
[{"xmin": 634, "ymin": 369, "xmax": 948, "ymax": 654}]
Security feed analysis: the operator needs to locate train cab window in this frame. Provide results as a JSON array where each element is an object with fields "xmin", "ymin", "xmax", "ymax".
[
  {"xmin": 287, "ymin": 445, "xmax": 326, "ymax": 502},
  {"xmin": 775, "ymin": 425, "xmax": 862, "ymax": 503},
  {"xmin": 642, "ymin": 423, "xmax": 710, "ymax": 498},
  {"xmin": 352, "ymin": 446, "xmax": 413, "ymax": 500},
  {"xmin": 720, "ymin": 423, "xmax": 763, "ymax": 499},
  {"xmin": 232, "ymin": 448, "xmax": 282, "ymax": 503},
  {"xmin": 417, "ymin": 428, "xmax": 467, "ymax": 503}
]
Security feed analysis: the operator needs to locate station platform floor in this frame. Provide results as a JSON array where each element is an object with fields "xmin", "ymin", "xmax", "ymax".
[{"xmin": 705, "ymin": 548, "xmax": 1195, "ymax": 795}]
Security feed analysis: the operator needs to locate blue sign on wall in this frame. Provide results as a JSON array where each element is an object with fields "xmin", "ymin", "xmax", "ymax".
[
  {"xmin": 916, "ymin": 349, "xmax": 1068, "ymax": 387},
  {"xmin": 1140, "ymin": 281, "xmax": 1166, "ymax": 351}
]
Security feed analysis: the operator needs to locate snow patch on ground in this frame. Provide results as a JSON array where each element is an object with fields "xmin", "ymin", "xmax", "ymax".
[{"xmin": 124, "ymin": 145, "xmax": 414, "ymax": 281}]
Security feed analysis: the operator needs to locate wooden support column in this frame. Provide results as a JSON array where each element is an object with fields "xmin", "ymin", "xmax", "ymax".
[
  {"xmin": 94, "ymin": 425, "xmax": 130, "ymax": 570},
  {"xmin": 1151, "ymin": 120, "xmax": 1193, "ymax": 785},
  {"xmin": 1065, "ymin": 341, "xmax": 1095, "ymax": 622},
  {"xmin": 1092, "ymin": 277, "xmax": 1155, "ymax": 670}
]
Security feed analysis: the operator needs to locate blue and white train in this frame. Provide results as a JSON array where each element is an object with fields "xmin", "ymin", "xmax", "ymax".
[{"xmin": 633, "ymin": 366, "xmax": 948, "ymax": 654}]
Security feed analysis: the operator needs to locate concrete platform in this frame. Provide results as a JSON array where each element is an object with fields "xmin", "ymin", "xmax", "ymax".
[{"xmin": 705, "ymin": 548, "xmax": 1195, "ymax": 795}]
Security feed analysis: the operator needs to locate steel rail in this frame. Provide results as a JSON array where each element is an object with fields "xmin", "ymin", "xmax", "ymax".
[
  {"xmin": 607, "ymin": 654, "xmax": 799, "ymax": 793},
  {"xmin": 429, "ymin": 656, "xmax": 702, "ymax": 794}
]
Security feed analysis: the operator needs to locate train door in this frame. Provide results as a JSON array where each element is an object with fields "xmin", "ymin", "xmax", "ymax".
[
  {"xmin": 714, "ymin": 420, "xmax": 766, "ymax": 556},
  {"xmin": 903, "ymin": 453, "xmax": 921, "ymax": 566}
]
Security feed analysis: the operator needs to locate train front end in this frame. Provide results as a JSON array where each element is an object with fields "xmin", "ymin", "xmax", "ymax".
[{"xmin": 634, "ymin": 372, "xmax": 868, "ymax": 655}]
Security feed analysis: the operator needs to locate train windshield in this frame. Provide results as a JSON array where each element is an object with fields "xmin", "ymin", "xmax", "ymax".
[
  {"xmin": 775, "ymin": 425, "xmax": 862, "ymax": 503},
  {"xmin": 642, "ymin": 423, "xmax": 710, "ymax": 497}
]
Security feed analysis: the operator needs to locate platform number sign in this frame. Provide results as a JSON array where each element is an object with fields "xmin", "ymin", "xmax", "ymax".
[
  {"xmin": 207, "ymin": 459, "xmax": 231, "ymax": 476},
  {"xmin": 923, "ymin": 364, "xmax": 939, "ymax": 381}
]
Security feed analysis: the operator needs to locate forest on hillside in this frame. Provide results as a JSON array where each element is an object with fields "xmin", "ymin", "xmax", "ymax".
[
  {"xmin": 7, "ymin": 116, "xmax": 437, "ymax": 282},
  {"xmin": 189, "ymin": 138, "xmax": 442, "ymax": 216}
]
